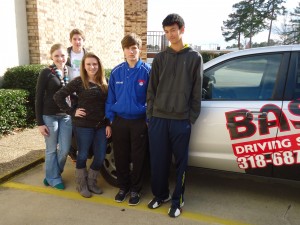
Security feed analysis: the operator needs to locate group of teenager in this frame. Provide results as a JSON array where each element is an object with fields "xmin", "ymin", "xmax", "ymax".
[{"xmin": 35, "ymin": 13, "xmax": 203, "ymax": 218}]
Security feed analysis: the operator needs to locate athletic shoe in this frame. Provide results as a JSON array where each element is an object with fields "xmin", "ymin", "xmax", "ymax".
[
  {"xmin": 147, "ymin": 195, "xmax": 171, "ymax": 209},
  {"xmin": 128, "ymin": 192, "xmax": 140, "ymax": 206},
  {"xmin": 43, "ymin": 178, "xmax": 49, "ymax": 186},
  {"xmin": 54, "ymin": 183, "xmax": 65, "ymax": 190},
  {"xmin": 115, "ymin": 189, "xmax": 129, "ymax": 203},
  {"xmin": 168, "ymin": 206, "xmax": 182, "ymax": 218}
]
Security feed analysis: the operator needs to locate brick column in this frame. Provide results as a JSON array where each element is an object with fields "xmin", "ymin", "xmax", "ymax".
[{"xmin": 124, "ymin": 0, "xmax": 148, "ymax": 61}]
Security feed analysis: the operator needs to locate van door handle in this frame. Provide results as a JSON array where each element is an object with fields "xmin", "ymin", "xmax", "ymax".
[{"xmin": 246, "ymin": 111, "xmax": 267, "ymax": 120}]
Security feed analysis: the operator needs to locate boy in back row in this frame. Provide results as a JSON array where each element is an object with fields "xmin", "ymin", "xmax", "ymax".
[{"xmin": 67, "ymin": 28, "xmax": 87, "ymax": 80}]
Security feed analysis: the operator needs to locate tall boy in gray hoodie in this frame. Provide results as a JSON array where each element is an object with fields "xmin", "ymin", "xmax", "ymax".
[{"xmin": 146, "ymin": 13, "xmax": 203, "ymax": 218}]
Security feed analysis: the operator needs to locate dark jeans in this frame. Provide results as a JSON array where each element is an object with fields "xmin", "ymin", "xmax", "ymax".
[
  {"xmin": 112, "ymin": 116, "xmax": 148, "ymax": 192},
  {"xmin": 74, "ymin": 126, "xmax": 107, "ymax": 171},
  {"xmin": 69, "ymin": 131, "xmax": 94, "ymax": 159},
  {"xmin": 148, "ymin": 117, "xmax": 191, "ymax": 208}
]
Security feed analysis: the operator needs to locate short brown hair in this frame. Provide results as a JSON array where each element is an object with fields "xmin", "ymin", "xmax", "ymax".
[
  {"xmin": 121, "ymin": 33, "xmax": 142, "ymax": 50},
  {"xmin": 69, "ymin": 28, "xmax": 85, "ymax": 41}
]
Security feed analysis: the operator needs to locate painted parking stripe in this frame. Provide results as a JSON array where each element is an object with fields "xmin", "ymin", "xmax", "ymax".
[{"xmin": 2, "ymin": 182, "xmax": 253, "ymax": 225}]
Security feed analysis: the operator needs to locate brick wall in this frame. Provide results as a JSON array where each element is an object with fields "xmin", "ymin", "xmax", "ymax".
[
  {"xmin": 124, "ymin": 0, "xmax": 148, "ymax": 61},
  {"xmin": 26, "ymin": 0, "xmax": 148, "ymax": 69}
]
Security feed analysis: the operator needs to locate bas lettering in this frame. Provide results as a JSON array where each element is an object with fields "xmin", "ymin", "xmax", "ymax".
[{"xmin": 225, "ymin": 100, "xmax": 300, "ymax": 169}]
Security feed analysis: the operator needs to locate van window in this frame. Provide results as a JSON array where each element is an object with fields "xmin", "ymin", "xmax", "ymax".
[{"xmin": 203, "ymin": 53, "xmax": 283, "ymax": 100}]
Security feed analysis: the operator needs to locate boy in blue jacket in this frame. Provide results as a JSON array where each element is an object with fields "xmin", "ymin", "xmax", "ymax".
[{"xmin": 105, "ymin": 33, "xmax": 151, "ymax": 206}]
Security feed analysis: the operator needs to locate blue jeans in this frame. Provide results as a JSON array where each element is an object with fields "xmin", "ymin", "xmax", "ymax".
[
  {"xmin": 43, "ymin": 115, "xmax": 72, "ymax": 186},
  {"xmin": 74, "ymin": 126, "xmax": 107, "ymax": 170}
]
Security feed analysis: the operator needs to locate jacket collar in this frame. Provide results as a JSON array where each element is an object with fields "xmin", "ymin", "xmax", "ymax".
[{"xmin": 125, "ymin": 59, "xmax": 142, "ymax": 69}]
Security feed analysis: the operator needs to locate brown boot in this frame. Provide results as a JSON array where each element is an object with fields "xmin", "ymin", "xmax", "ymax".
[
  {"xmin": 75, "ymin": 168, "xmax": 92, "ymax": 198},
  {"xmin": 87, "ymin": 169, "xmax": 103, "ymax": 194}
]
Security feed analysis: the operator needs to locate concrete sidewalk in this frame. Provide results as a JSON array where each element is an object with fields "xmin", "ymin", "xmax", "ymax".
[{"xmin": 0, "ymin": 127, "xmax": 45, "ymax": 183}]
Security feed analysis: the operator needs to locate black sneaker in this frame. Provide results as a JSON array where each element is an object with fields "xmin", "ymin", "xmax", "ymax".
[
  {"xmin": 128, "ymin": 192, "xmax": 140, "ymax": 206},
  {"xmin": 168, "ymin": 206, "xmax": 182, "ymax": 218},
  {"xmin": 147, "ymin": 195, "xmax": 171, "ymax": 209},
  {"xmin": 115, "ymin": 189, "xmax": 129, "ymax": 203}
]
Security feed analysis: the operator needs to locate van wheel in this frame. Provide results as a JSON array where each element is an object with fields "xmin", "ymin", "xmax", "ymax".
[{"xmin": 100, "ymin": 140, "xmax": 118, "ymax": 187}]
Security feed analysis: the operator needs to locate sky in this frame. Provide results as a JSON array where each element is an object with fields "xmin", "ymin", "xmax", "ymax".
[{"xmin": 147, "ymin": 0, "xmax": 299, "ymax": 49}]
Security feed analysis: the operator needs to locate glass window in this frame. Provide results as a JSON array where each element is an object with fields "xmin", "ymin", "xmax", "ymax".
[
  {"xmin": 292, "ymin": 53, "xmax": 300, "ymax": 99},
  {"xmin": 203, "ymin": 53, "xmax": 283, "ymax": 100}
]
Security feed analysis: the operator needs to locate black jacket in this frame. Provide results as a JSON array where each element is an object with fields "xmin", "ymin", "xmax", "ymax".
[
  {"xmin": 66, "ymin": 47, "xmax": 87, "ymax": 67},
  {"xmin": 54, "ymin": 77, "xmax": 109, "ymax": 128},
  {"xmin": 35, "ymin": 68, "xmax": 68, "ymax": 126}
]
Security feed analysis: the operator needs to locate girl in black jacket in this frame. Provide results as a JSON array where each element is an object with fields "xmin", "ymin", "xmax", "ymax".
[
  {"xmin": 35, "ymin": 43, "xmax": 72, "ymax": 190},
  {"xmin": 54, "ymin": 52, "xmax": 111, "ymax": 198}
]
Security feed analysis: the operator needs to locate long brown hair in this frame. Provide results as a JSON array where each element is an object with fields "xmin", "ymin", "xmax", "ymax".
[{"xmin": 80, "ymin": 52, "xmax": 108, "ymax": 92}]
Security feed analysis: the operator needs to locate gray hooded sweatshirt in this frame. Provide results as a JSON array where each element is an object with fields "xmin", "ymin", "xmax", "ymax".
[{"xmin": 147, "ymin": 45, "xmax": 203, "ymax": 124}]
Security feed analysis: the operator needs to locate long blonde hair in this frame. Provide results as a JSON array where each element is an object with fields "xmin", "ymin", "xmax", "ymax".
[{"xmin": 80, "ymin": 52, "xmax": 108, "ymax": 92}]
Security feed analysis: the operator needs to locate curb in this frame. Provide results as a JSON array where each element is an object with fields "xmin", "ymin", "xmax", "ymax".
[{"xmin": 0, "ymin": 157, "xmax": 45, "ymax": 185}]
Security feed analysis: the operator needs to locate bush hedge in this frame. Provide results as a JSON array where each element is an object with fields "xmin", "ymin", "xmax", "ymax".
[
  {"xmin": 0, "ymin": 89, "xmax": 31, "ymax": 136},
  {"xmin": 105, "ymin": 69, "xmax": 112, "ymax": 78},
  {"xmin": 2, "ymin": 64, "xmax": 47, "ymax": 124},
  {"xmin": 200, "ymin": 51, "xmax": 228, "ymax": 63},
  {"xmin": 1, "ymin": 65, "xmax": 112, "ymax": 132}
]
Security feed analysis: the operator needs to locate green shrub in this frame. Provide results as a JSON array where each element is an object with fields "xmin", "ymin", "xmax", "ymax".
[
  {"xmin": 2, "ymin": 65, "xmax": 111, "ymax": 126},
  {"xmin": 105, "ymin": 69, "xmax": 112, "ymax": 79},
  {"xmin": 200, "ymin": 51, "xmax": 230, "ymax": 63},
  {"xmin": 200, "ymin": 51, "xmax": 219, "ymax": 63},
  {"xmin": 0, "ymin": 89, "xmax": 31, "ymax": 136},
  {"xmin": 2, "ymin": 64, "xmax": 46, "ymax": 124}
]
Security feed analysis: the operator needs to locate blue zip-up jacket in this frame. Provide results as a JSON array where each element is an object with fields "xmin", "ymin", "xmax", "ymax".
[{"xmin": 105, "ymin": 60, "xmax": 151, "ymax": 122}]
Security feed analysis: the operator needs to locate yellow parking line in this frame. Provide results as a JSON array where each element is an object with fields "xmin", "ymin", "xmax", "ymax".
[{"xmin": 2, "ymin": 182, "xmax": 253, "ymax": 225}]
